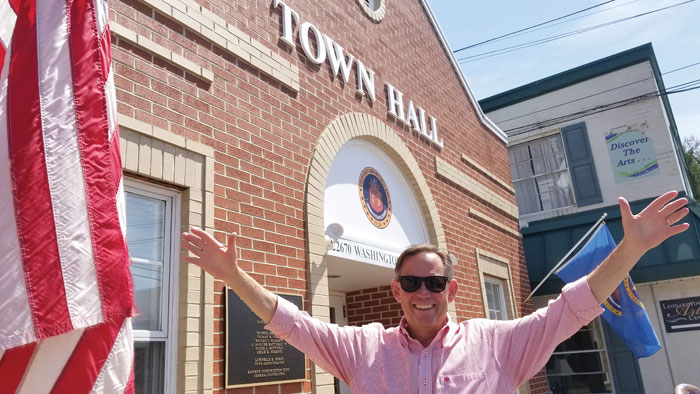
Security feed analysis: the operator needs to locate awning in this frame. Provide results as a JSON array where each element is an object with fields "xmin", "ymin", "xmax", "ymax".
[{"xmin": 523, "ymin": 192, "xmax": 700, "ymax": 295}]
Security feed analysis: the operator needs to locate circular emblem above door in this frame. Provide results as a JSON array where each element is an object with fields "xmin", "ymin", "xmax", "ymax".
[{"xmin": 358, "ymin": 167, "xmax": 391, "ymax": 228}]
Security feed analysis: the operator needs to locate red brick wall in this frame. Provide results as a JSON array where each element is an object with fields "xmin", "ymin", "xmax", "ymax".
[
  {"xmin": 346, "ymin": 286, "xmax": 402, "ymax": 328},
  {"xmin": 109, "ymin": 0, "xmax": 542, "ymax": 392}
]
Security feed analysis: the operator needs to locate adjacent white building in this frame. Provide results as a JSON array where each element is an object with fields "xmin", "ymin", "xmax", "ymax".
[{"xmin": 480, "ymin": 43, "xmax": 700, "ymax": 394}]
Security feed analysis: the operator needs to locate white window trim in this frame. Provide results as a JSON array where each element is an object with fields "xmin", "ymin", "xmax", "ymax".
[
  {"xmin": 546, "ymin": 318, "xmax": 616, "ymax": 391},
  {"xmin": 484, "ymin": 276, "xmax": 508, "ymax": 320},
  {"xmin": 509, "ymin": 133, "xmax": 576, "ymax": 215},
  {"xmin": 356, "ymin": 0, "xmax": 385, "ymax": 22},
  {"xmin": 126, "ymin": 178, "xmax": 180, "ymax": 394},
  {"xmin": 476, "ymin": 249, "xmax": 518, "ymax": 319}
]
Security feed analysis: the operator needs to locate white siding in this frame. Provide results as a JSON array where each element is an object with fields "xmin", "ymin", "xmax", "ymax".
[
  {"xmin": 488, "ymin": 62, "xmax": 686, "ymax": 223},
  {"xmin": 637, "ymin": 277, "xmax": 700, "ymax": 393}
]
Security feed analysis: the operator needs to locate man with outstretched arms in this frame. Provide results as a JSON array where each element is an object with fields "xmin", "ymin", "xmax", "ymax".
[{"xmin": 181, "ymin": 191, "xmax": 689, "ymax": 393}]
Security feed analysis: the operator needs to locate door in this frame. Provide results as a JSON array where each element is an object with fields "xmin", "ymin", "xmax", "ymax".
[
  {"xmin": 329, "ymin": 292, "xmax": 352, "ymax": 394},
  {"xmin": 603, "ymin": 321, "xmax": 645, "ymax": 393}
]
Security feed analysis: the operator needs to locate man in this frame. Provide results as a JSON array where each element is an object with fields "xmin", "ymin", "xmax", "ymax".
[{"xmin": 181, "ymin": 191, "xmax": 689, "ymax": 393}]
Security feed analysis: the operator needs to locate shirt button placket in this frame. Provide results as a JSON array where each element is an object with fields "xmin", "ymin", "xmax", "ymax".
[{"xmin": 418, "ymin": 351, "xmax": 431, "ymax": 394}]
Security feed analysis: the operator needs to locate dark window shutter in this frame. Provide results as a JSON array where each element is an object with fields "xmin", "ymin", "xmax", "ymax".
[{"xmin": 561, "ymin": 123, "xmax": 602, "ymax": 206}]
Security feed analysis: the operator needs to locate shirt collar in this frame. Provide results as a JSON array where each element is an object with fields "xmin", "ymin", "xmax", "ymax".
[{"xmin": 397, "ymin": 314, "xmax": 455, "ymax": 349}]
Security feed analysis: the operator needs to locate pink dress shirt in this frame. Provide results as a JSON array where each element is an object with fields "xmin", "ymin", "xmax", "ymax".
[{"xmin": 265, "ymin": 277, "xmax": 603, "ymax": 393}]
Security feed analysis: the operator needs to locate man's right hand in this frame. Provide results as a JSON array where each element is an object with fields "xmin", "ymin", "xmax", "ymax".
[
  {"xmin": 181, "ymin": 228, "xmax": 239, "ymax": 282},
  {"xmin": 181, "ymin": 228, "xmax": 278, "ymax": 323}
]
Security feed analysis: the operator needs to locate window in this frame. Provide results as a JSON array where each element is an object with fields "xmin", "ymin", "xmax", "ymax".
[
  {"xmin": 546, "ymin": 319, "xmax": 613, "ymax": 394},
  {"xmin": 364, "ymin": 0, "xmax": 378, "ymax": 10},
  {"xmin": 476, "ymin": 249, "xmax": 517, "ymax": 321},
  {"xmin": 356, "ymin": 0, "xmax": 385, "ymax": 22},
  {"xmin": 484, "ymin": 277, "xmax": 508, "ymax": 320},
  {"xmin": 126, "ymin": 181, "xmax": 179, "ymax": 394},
  {"xmin": 509, "ymin": 134, "xmax": 574, "ymax": 215}
]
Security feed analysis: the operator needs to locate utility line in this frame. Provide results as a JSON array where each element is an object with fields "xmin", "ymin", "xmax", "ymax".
[
  {"xmin": 465, "ymin": 0, "xmax": 644, "ymax": 49},
  {"xmin": 503, "ymin": 83, "xmax": 700, "ymax": 135},
  {"xmin": 494, "ymin": 58, "xmax": 700, "ymax": 124},
  {"xmin": 500, "ymin": 79, "xmax": 700, "ymax": 136},
  {"xmin": 453, "ymin": 0, "xmax": 616, "ymax": 53},
  {"xmin": 495, "ymin": 76, "xmax": 656, "ymax": 124},
  {"xmin": 503, "ymin": 84, "xmax": 700, "ymax": 136},
  {"xmin": 665, "ymin": 60, "xmax": 700, "ymax": 75},
  {"xmin": 457, "ymin": 0, "xmax": 696, "ymax": 63}
]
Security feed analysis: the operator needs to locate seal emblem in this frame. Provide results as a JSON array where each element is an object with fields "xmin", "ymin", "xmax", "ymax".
[
  {"xmin": 358, "ymin": 167, "xmax": 391, "ymax": 229},
  {"xmin": 603, "ymin": 275, "xmax": 644, "ymax": 316}
]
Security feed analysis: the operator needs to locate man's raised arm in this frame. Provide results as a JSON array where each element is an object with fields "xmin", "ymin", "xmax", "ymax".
[
  {"xmin": 181, "ymin": 228, "xmax": 278, "ymax": 323},
  {"xmin": 587, "ymin": 191, "xmax": 690, "ymax": 303}
]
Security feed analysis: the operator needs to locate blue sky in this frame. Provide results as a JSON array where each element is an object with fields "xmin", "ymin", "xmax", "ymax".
[{"xmin": 426, "ymin": 0, "xmax": 700, "ymax": 142}]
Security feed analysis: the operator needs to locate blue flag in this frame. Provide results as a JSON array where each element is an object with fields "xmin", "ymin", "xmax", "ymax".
[{"xmin": 556, "ymin": 223, "xmax": 661, "ymax": 358}]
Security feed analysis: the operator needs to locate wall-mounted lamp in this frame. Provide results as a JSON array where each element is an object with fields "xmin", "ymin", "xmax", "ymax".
[
  {"xmin": 449, "ymin": 254, "xmax": 457, "ymax": 265},
  {"xmin": 325, "ymin": 223, "xmax": 344, "ymax": 250}
]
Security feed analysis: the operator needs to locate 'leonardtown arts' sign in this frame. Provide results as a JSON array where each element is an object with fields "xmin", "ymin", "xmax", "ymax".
[{"xmin": 659, "ymin": 296, "xmax": 700, "ymax": 333}]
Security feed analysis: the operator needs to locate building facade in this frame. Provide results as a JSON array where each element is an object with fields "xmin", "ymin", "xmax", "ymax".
[
  {"xmin": 480, "ymin": 44, "xmax": 700, "ymax": 393},
  {"xmin": 110, "ymin": 0, "xmax": 538, "ymax": 393}
]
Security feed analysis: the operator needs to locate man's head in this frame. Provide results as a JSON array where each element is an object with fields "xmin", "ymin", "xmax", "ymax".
[
  {"xmin": 394, "ymin": 244, "xmax": 453, "ymax": 280},
  {"xmin": 391, "ymin": 244, "xmax": 458, "ymax": 346}
]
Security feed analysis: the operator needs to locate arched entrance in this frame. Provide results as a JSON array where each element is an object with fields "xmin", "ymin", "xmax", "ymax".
[{"xmin": 304, "ymin": 112, "xmax": 448, "ymax": 392}]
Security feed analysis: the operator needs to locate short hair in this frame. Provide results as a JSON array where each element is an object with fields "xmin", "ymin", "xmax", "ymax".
[{"xmin": 394, "ymin": 244, "xmax": 453, "ymax": 280}]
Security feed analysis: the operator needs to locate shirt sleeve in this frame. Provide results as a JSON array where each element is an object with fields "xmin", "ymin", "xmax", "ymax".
[
  {"xmin": 264, "ymin": 296, "xmax": 374, "ymax": 386},
  {"xmin": 489, "ymin": 276, "xmax": 603, "ymax": 389}
]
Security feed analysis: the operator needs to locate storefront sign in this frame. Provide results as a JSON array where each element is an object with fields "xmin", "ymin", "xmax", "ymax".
[
  {"xmin": 659, "ymin": 296, "xmax": 700, "ymax": 333},
  {"xmin": 328, "ymin": 237, "xmax": 399, "ymax": 268},
  {"xmin": 225, "ymin": 291, "xmax": 305, "ymax": 388},
  {"xmin": 273, "ymin": 0, "xmax": 443, "ymax": 148},
  {"xmin": 606, "ymin": 130, "xmax": 658, "ymax": 183}
]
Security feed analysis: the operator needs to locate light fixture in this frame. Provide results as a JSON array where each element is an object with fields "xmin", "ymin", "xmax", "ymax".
[
  {"xmin": 550, "ymin": 356, "xmax": 575, "ymax": 375},
  {"xmin": 325, "ymin": 223, "xmax": 344, "ymax": 250}
]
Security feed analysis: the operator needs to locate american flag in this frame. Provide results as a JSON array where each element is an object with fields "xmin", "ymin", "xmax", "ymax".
[{"xmin": 0, "ymin": 0, "xmax": 134, "ymax": 392}]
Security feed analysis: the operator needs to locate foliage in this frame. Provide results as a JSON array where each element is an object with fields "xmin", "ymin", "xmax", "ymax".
[{"xmin": 682, "ymin": 136, "xmax": 700, "ymax": 199}]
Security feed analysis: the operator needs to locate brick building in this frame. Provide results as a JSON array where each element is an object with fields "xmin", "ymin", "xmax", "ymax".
[{"xmin": 111, "ymin": 0, "xmax": 534, "ymax": 393}]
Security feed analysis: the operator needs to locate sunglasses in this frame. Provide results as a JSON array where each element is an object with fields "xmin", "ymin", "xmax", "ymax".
[{"xmin": 397, "ymin": 276, "xmax": 449, "ymax": 293}]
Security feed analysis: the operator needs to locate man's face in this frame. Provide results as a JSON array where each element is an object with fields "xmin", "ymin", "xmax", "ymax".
[{"xmin": 391, "ymin": 252, "xmax": 457, "ymax": 340}]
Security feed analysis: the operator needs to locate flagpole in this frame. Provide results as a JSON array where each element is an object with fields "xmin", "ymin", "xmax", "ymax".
[{"xmin": 524, "ymin": 212, "xmax": 608, "ymax": 303}]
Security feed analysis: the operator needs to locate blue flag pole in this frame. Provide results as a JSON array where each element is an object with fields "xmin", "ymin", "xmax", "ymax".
[{"xmin": 524, "ymin": 213, "xmax": 607, "ymax": 303}]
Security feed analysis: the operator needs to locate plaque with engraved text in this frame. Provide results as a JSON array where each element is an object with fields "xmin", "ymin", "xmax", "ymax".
[{"xmin": 225, "ymin": 289, "xmax": 305, "ymax": 388}]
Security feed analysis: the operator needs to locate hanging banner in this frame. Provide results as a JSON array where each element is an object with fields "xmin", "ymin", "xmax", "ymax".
[{"xmin": 606, "ymin": 130, "xmax": 659, "ymax": 183}]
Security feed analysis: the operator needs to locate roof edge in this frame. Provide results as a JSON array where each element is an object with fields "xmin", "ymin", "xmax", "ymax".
[
  {"xmin": 420, "ymin": 0, "xmax": 507, "ymax": 143},
  {"xmin": 479, "ymin": 43, "xmax": 655, "ymax": 112}
]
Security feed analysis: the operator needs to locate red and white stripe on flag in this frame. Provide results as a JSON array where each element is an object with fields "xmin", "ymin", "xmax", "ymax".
[{"xmin": 0, "ymin": 0, "xmax": 134, "ymax": 392}]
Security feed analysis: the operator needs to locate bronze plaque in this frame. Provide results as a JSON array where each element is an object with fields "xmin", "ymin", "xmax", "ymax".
[{"xmin": 225, "ymin": 289, "xmax": 305, "ymax": 388}]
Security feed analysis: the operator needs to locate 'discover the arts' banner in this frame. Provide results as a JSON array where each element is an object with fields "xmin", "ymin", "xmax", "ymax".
[{"xmin": 606, "ymin": 130, "xmax": 659, "ymax": 183}]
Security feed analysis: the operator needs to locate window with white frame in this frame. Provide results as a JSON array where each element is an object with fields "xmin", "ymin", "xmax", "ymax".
[
  {"xmin": 476, "ymin": 250, "xmax": 517, "ymax": 321},
  {"xmin": 126, "ymin": 181, "xmax": 179, "ymax": 394},
  {"xmin": 357, "ymin": 0, "xmax": 385, "ymax": 21},
  {"xmin": 545, "ymin": 318, "xmax": 613, "ymax": 393},
  {"xmin": 484, "ymin": 277, "xmax": 508, "ymax": 320},
  {"xmin": 509, "ymin": 134, "xmax": 575, "ymax": 215}
]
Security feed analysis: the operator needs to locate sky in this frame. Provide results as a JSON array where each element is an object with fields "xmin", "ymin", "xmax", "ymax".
[{"xmin": 426, "ymin": 0, "xmax": 700, "ymax": 143}]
